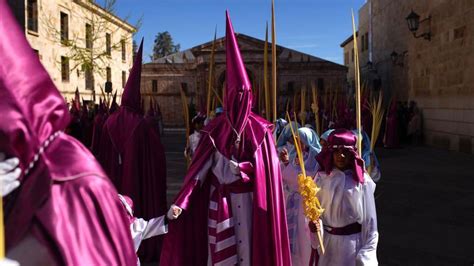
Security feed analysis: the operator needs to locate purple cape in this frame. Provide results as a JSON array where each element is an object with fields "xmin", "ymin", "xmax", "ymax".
[
  {"xmin": 160, "ymin": 11, "xmax": 291, "ymax": 266},
  {"xmin": 90, "ymin": 100, "xmax": 107, "ymax": 156},
  {"xmin": 160, "ymin": 114, "xmax": 291, "ymax": 266},
  {"xmin": 80, "ymin": 100, "xmax": 93, "ymax": 148},
  {"xmin": 384, "ymin": 99, "xmax": 399, "ymax": 148},
  {"xmin": 0, "ymin": 1, "xmax": 135, "ymax": 264},
  {"xmin": 145, "ymin": 98, "xmax": 161, "ymax": 136},
  {"xmin": 97, "ymin": 40, "xmax": 167, "ymax": 262}
]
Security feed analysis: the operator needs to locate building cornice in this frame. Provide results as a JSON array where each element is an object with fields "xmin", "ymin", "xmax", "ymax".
[
  {"xmin": 340, "ymin": 31, "xmax": 358, "ymax": 48},
  {"xmin": 72, "ymin": 0, "xmax": 136, "ymax": 33}
]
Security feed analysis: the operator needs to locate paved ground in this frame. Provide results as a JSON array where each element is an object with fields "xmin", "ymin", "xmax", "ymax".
[{"xmin": 161, "ymin": 130, "xmax": 474, "ymax": 265}]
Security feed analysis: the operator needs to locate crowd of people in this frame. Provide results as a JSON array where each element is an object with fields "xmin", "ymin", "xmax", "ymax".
[{"xmin": 0, "ymin": 1, "xmax": 429, "ymax": 264}]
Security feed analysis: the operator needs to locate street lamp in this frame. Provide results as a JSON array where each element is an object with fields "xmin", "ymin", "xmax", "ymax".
[
  {"xmin": 390, "ymin": 50, "xmax": 407, "ymax": 67},
  {"xmin": 406, "ymin": 10, "xmax": 431, "ymax": 41},
  {"xmin": 390, "ymin": 51, "xmax": 399, "ymax": 64}
]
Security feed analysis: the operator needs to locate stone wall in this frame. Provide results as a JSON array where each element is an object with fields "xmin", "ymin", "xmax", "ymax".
[
  {"xmin": 344, "ymin": 0, "xmax": 474, "ymax": 153},
  {"xmin": 142, "ymin": 64, "xmax": 198, "ymax": 127},
  {"xmin": 405, "ymin": 0, "xmax": 474, "ymax": 153},
  {"xmin": 11, "ymin": 0, "xmax": 135, "ymax": 104},
  {"xmin": 144, "ymin": 34, "xmax": 347, "ymax": 127}
]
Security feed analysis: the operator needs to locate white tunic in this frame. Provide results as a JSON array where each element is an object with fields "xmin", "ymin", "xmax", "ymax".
[
  {"xmin": 312, "ymin": 169, "xmax": 378, "ymax": 266},
  {"xmin": 282, "ymin": 163, "xmax": 317, "ymax": 266},
  {"xmin": 195, "ymin": 151, "xmax": 253, "ymax": 266},
  {"xmin": 130, "ymin": 216, "xmax": 167, "ymax": 252},
  {"xmin": 120, "ymin": 195, "xmax": 168, "ymax": 266},
  {"xmin": 189, "ymin": 131, "xmax": 202, "ymax": 155}
]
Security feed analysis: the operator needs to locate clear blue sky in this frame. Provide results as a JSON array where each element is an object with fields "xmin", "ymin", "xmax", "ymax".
[{"xmin": 107, "ymin": 0, "xmax": 365, "ymax": 64}]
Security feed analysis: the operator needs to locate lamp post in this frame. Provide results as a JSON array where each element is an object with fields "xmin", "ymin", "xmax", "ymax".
[
  {"xmin": 390, "ymin": 51, "xmax": 399, "ymax": 65},
  {"xmin": 406, "ymin": 10, "xmax": 431, "ymax": 41},
  {"xmin": 390, "ymin": 50, "xmax": 408, "ymax": 67}
]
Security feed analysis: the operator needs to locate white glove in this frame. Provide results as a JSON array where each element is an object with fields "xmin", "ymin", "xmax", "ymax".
[
  {"xmin": 0, "ymin": 153, "xmax": 21, "ymax": 197},
  {"xmin": 0, "ymin": 257, "xmax": 20, "ymax": 266},
  {"xmin": 167, "ymin": 204, "xmax": 182, "ymax": 220},
  {"xmin": 229, "ymin": 157, "xmax": 240, "ymax": 175}
]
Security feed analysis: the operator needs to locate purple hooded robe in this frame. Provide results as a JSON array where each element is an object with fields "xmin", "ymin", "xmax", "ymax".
[
  {"xmin": 0, "ymin": 1, "xmax": 135, "ymax": 264},
  {"xmin": 160, "ymin": 11, "xmax": 291, "ymax": 266},
  {"xmin": 98, "ymin": 40, "xmax": 167, "ymax": 262}
]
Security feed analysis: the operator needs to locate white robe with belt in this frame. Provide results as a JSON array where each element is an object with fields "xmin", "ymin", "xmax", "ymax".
[{"xmin": 312, "ymin": 169, "xmax": 378, "ymax": 266}]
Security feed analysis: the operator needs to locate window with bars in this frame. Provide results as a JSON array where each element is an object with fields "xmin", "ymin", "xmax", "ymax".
[
  {"xmin": 60, "ymin": 12, "xmax": 69, "ymax": 44},
  {"xmin": 317, "ymin": 78, "xmax": 324, "ymax": 92},
  {"xmin": 85, "ymin": 24, "xmax": 92, "ymax": 49},
  {"xmin": 364, "ymin": 33, "xmax": 369, "ymax": 52},
  {"xmin": 61, "ymin": 56, "xmax": 69, "ymax": 82},
  {"xmin": 121, "ymin": 39, "xmax": 126, "ymax": 61},
  {"xmin": 181, "ymin": 83, "xmax": 188, "ymax": 93},
  {"xmin": 85, "ymin": 68, "xmax": 94, "ymax": 90},
  {"xmin": 287, "ymin": 81, "xmax": 294, "ymax": 94},
  {"xmin": 152, "ymin": 80, "xmax": 158, "ymax": 92},
  {"xmin": 27, "ymin": 0, "xmax": 38, "ymax": 33},
  {"xmin": 106, "ymin": 67, "xmax": 111, "ymax": 82},
  {"xmin": 106, "ymin": 33, "xmax": 111, "ymax": 56}
]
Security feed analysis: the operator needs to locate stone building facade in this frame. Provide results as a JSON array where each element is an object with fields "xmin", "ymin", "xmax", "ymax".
[
  {"xmin": 342, "ymin": 0, "xmax": 474, "ymax": 153},
  {"xmin": 142, "ymin": 34, "xmax": 347, "ymax": 127},
  {"xmin": 8, "ymin": 0, "xmax": 136, "ymax": 103}
]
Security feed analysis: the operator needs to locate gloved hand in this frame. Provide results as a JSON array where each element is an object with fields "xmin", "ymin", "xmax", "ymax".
[
  {"xmin": 0, "ymin": 257, "xmax": 20, "ymax": 266},
  {"xmin": 167, "ymin": 204, "xmax": 182, "ymax": 220},
  {"xmin": 229, "ymin": 158, "xmax": 241, "ymax": 176},
  {"xmin": 0, "ymin": 153, "xmax": 21, "ymax": 197}
]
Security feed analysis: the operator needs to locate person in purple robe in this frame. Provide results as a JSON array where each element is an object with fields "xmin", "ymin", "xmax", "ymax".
[
  {"xmin": 155, "ymin": 99, "xmax": 164, "ymax": 136},
  {"xmin": 145, "ymin": 98, "xmax": 161, "ymax": 137},
  {"xmin": 384, "ymin": 98, "xmax": 400, "ymax": 148},
  {"xmin": 98, "ymin": 40, "xmax": 167, "ymax": 263},
  {"xmin": 90, "ymin": 98, "xmax": 108, "ymax": 156},
  {"xmin": 0, "ymin": 1, "xmax": 136, "ymax": 264},
  {"xmin": 66, "ymin": 89, "xmax": 84, "ymax": 141},
  {"xmin": 80, "ymin": 98, "xmax": 93, "ymax": 148},
  {"xmin": 109, "ymin": 90, "xmax": 119, "ymax": 114},
  {"xmin": 160, "ymin": 11, "xmax": 291, "ymax": 266}
]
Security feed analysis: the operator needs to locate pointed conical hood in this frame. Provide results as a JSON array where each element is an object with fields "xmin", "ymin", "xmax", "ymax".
[
  {"xmin": 82, "ymin": 97, "xmax": 88, "ymax": 113},
  {"xmin": 109, "ymin": 90, "xmax": 118, "ymax": 113},
  {"xmin": 121, "ymin": 39, "xmax": 143, "ymax": 112},
  {"xmin": 225, "ymin": 11, "xmax": 252, "ymax": 135},
  {"xmin": 70, "ymin": 88, "xmax": 81, "ymax": 115},
  {"xmin": 99, "ymin": 98, "xmax": 105, "ymax": 114},
  {"xmin": 147, "ymin": 97, "xmax": 155, "ymax": 117},
  {"xmin": 0, "ymin": 0, "xmax": 70, "ymax": 168},
  {"xmin": 74, "ymin": 88, "xmax": 81, "ymax": 110},
  {"xmin": 155, "ymin": 98, "xmax": 162, "ymax": 117}
]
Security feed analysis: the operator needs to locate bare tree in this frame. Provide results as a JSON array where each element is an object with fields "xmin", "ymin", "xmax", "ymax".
[{"xmin": 42, "ymin": 0, "xmax": 141, "ymax": 82}]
